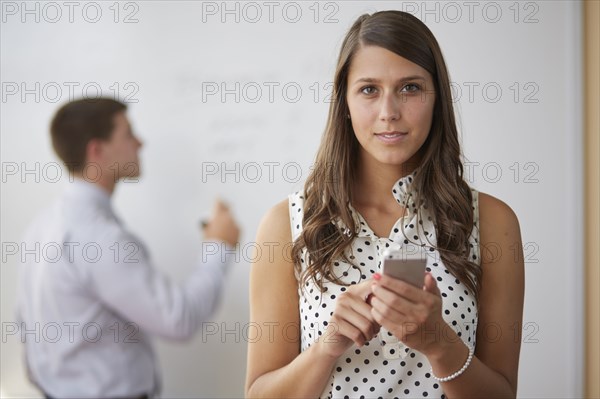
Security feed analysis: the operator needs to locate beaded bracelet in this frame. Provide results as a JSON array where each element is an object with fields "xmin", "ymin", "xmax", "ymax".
[{"xmin": 430, "ymin": 345, "xmax": 474, "ymax": 382}]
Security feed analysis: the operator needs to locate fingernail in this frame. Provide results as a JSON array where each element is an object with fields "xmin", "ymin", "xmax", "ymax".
[{"xmin": 373, "ymin": 273, "xmax": 381, "ymax": 280}]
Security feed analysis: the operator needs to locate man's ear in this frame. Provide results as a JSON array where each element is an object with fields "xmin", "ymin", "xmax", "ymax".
[{"xmin": 85, "ymin": 138, "xmax": 104, "ymax": 165}]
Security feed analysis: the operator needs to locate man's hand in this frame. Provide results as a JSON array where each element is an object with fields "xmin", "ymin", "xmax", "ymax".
[{"xmin": 202, "ymin": 199, "xmax": 240, "ymax": 247}]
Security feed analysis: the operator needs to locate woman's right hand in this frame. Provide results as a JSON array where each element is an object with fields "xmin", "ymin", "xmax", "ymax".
[{"xmin": 317, "ymin": 279, "xmax": 381, "ymax": 359}]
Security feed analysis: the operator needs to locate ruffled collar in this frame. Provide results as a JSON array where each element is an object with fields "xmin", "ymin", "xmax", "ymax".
[{"xmin": 391, "ymin": 168, "xmax": 418, "ymax": 208}]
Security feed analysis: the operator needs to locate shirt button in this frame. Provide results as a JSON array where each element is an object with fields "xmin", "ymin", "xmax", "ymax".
[{"xmin": 398, "ymin": 342, "xmax": 410, "ymax": 359}]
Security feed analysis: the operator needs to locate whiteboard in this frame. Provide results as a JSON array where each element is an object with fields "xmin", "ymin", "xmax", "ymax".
[{"xmin": 0, "ymin": 1, "xmax": 583, "ymax": 397}]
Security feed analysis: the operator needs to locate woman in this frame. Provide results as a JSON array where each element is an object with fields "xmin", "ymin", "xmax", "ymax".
[{"xmin": 246, "ymin": 10, "xmax": 524, "ymax": 398}]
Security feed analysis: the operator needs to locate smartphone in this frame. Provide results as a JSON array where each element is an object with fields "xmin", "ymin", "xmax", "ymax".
[{"xmin": 381, "ymin": 250, "xmax": 427, "ymax": 287}]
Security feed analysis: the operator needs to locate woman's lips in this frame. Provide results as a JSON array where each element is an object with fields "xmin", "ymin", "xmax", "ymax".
[{"xmin": 374, "ymin": 131, "xmax": 408, "ymax": 143}]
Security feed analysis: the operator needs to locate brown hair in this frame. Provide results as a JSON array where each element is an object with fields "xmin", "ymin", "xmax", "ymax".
[
  {"xmin": 292, "ymin": 11, "xmax": 481, "ymax": 298},
  {"xmin": 50, "ymin": 98, "xmax": 127, "ymax": 173}
]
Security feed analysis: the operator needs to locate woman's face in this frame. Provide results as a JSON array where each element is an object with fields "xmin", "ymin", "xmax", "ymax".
[{"xmin": 346, "ymin": 45, "xmax": 436, "ymax": 171}]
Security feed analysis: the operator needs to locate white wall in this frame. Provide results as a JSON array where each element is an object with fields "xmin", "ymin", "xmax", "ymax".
[{"xmin": 0, "ymin": 1, "xmax": 583, "ymax": 397}]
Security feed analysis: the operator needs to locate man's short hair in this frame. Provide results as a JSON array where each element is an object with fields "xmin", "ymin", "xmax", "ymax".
[{"xmin": 50, "ymin": 98, "xmax": 127, "ymax": 173}]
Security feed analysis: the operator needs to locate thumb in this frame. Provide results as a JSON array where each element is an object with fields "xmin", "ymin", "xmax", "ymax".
[
  {"xmin": 214, "ymin": 198, "xmax": 228, "ymax": 213},
  {"xmin": 423, "ymin": 272, "xmax": 440, "ymax": 296}
]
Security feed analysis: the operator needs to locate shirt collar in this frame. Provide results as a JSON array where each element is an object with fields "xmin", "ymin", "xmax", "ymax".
[{"xmin": 63, "ymin": 178, "xmax": 116, "ymax": 217}]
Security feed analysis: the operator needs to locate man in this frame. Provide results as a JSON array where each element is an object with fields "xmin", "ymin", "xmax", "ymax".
[{"xmin": 16, "ymin": 98, "xmax": 240, "ymax": 398}]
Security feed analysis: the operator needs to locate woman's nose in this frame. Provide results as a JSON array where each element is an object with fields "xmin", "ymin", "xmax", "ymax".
[{"xmin": 379, "ymin": 94, "xmax": 400, "ymax": 122}]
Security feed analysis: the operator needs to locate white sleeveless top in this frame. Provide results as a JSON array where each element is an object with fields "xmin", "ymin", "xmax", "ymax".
[{"xmin": 288, "ymin": 169, "xmax": 481, "ymax": 399}]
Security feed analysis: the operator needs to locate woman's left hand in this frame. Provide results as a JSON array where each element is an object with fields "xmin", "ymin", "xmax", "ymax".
[{"xmin": 369, "ymin": 272, "xmax": 448, "ymax": 356}]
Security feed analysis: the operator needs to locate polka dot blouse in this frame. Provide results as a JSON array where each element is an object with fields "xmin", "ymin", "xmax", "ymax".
[{"xmin": 288, "ymin": 169, "xmax": 481, "ymax": 399}]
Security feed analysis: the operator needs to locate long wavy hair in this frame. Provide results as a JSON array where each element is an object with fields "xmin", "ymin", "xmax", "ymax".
[{"xmin": 292, "ymin": 10, "xmax": 481, "ymax": 298}]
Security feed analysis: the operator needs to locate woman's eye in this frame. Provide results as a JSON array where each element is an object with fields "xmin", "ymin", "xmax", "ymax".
[
  {"xmin": 360, "ymin": 86, "xmax": 377, "ymax": 95},
  {"xmin": 402, "ymin": 83, "xmax": 421, "ymax": 93}
]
